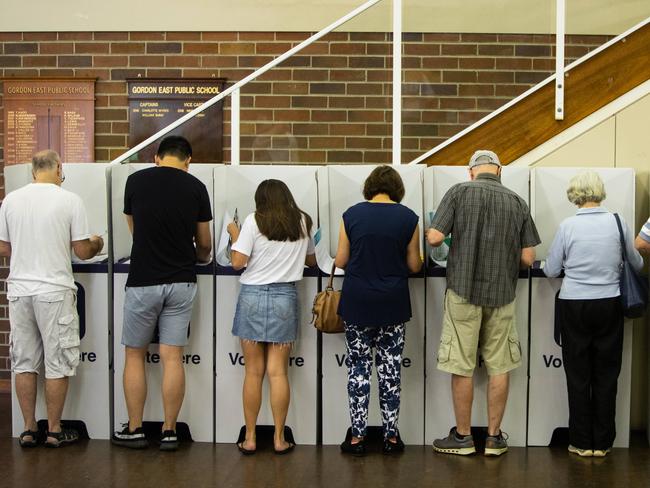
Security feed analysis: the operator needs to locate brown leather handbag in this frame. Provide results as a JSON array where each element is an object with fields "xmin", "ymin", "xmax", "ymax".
[{"xmin": 311, "ymin": 263, "xmax": 345, "ymax": 334}]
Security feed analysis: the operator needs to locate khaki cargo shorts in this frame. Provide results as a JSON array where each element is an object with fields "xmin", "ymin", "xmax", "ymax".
[
  {"xmin": 8, "ymin": 290, "xmax": 80, "ymax": 379},
  {"xmin": 436, "ymin": 288, "xmax": 522, "ymax": 377}
]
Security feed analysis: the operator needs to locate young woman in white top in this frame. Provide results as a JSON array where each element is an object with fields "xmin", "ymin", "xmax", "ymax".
[{"xmin": 227, "ymin": 179, "xmax": 316, "ymax": 455}]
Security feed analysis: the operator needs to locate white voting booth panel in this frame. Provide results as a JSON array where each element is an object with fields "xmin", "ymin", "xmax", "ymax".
[
  {"xmin": 528, "ymin": 168, "xmax": 635, "ymax": 447},
  {"xmin": 6, "ymin": 163, "xmax": 111, "ymax": 439},
  {"xmin": 111, "ymin": 163, "xmax": 219, "ymax": 443},
  {"xmin": 423, "ymin": 166, "xmax": 531, "ymax": 446},
  {"xmin": 214, "ymin": 166, "xmax": 319, "ymax": 445},
  {"xmin": 318, "ymin": 165, "xmax": 426, "ymax": 445}
]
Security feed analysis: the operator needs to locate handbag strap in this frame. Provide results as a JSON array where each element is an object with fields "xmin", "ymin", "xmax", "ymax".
[
  {"xmin": 326, "ymin": 262, "xmax": 336, "ymax": 289},
  {"xmin": 613, "ymin": 213, "xmax": 627, "ymax": 263}
]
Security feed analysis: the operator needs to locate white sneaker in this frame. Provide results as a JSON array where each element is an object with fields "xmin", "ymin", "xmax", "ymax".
[{"xmin": 568, "ymin": 445, "xmax": 593, "ymax": 457}]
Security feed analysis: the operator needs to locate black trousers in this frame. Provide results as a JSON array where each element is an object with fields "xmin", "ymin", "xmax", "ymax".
[{"xmin": 557, "ymin": 296, "xmax": 623, "ymax": 450}]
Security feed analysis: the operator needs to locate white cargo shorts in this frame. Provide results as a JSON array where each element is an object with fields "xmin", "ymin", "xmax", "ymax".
[{"xmin": 8, "ymin": 290, "xmax": 80, "ymax": 379}]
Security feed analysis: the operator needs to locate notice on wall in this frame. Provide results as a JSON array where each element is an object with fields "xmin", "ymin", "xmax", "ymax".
[
  {"xmin": 2, "ymin": 79, "xmax": 95, "ymax": 165},
  {"xmin": 127, "ymin": 78, "xmax": 226, "ymax": 164}
]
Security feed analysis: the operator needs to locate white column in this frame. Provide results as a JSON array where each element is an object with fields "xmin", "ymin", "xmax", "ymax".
[
  {"xmin": 555, "ymin": 0, "xmax": 566, "ymax": 120},
  {"xmin": 230, "ymin": 88, "xmax": 240, "ymax": 165},
  {"xmin": 392, "ymin": 0, "xmax": 402, "ymax": 165}
]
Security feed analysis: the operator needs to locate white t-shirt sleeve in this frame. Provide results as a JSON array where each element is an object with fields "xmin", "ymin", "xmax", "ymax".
[
  {"xmin": 231, "ymin": 214, "xmax": 257, "ymax": 257},
  {"xmin": 0, "ymin": 197, "xmax": 10, "ymax": 241},
  {"xmin": 70, "ymin": 195, "xmax": 91, "ymax": 242},
  {"xmin": 307, "ymin": 234, "xmax": 315, "ymax": 254}
]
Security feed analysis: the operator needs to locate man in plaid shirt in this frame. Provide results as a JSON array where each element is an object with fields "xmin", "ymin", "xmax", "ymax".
[
  {"xmin": 635, "ymin": 216, "xmax": 650, "ymax": 255},
  {"xmin": 427, "ymin": 150, "xmax": 540, "ymax": 457}
]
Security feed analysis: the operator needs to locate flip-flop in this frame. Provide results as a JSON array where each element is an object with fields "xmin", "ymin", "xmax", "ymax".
[
  {"xmin": 274, "ymin": 442, "xmax": 295, "ymax": 455},
  {"xmin": 237, "ymin": 441, "xmax": 256, "ymax": 455},
  {"xmin": 19, "ymin": 430, "xmax": 39, "ymax": 448}
]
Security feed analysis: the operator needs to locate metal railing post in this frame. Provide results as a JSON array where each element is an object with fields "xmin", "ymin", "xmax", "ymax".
[
  {"xmin": 392, "ymin": 0, "xmax": 402, "ymax": 165},
  {"xmin": 555, "ymin": 0, "xmax": 566, "ymax": 120},
  {"xmin": 231, "ymin": 88, "xmax": 240, "ymax": 166}
]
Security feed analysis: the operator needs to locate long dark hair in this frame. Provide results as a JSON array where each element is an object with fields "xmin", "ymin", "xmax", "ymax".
[{"xmin": 254, "ymin": 179, "xmax": 313, "ymax": 242}]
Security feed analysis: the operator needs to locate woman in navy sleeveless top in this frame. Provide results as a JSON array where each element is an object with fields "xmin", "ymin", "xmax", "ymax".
[{"xmin": 334, "ymin": 166, "xmax": 422, "ymax": 455}]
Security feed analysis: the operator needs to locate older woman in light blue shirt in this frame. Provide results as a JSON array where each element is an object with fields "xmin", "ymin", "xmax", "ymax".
[{"xmin": 544, "ymin": 170, "xmax": 643, "ymax": 458}]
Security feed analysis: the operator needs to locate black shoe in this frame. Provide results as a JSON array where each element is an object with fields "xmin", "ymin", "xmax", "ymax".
[
  {"xmin": 383, "ymin": 435, "xmax": 405, "ymax": 454},
  {"xmin": 340, "ymin": 437, "xmax": 366, "ymax": 456},
  {"xmin": 111, "ymin": 423, "xmax": 149, "ymax": 449},
  {"xmin": 45, "ymin": 428, "xmax": 79, "ymax": 448},
  {"xmin": 160, "ymin": 430, "xmax": 179, "ymax": 452}
]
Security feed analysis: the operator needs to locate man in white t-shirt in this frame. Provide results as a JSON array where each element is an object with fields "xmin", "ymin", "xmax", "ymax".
[{"xmin": 0, "ymin": 150, "xmax": 103, "ymax": 448}]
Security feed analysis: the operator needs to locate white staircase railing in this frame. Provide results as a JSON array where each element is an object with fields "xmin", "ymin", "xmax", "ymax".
[{"xmin": 108, "ymin": 0, "xmax": 404, "ymax": 167}]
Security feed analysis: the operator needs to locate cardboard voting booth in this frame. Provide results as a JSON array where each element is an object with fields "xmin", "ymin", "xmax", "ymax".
[
  {"xmin": 213, "ymin": 165, "xmax": 319, "ymax": 445},
  {"xmin": 528, "ymin": 167, "xmax": 635, "ymax": 447},
  {"xmin": 6, "ymin": 163, "xmax": 111, "ymax": 439},
  {"xmin": 111, "ymin": 163, "xmax": 218, "ymax": 443},
  {"xmin": 317, "ymin": 164, "xmax": 426, "ymax": 445},
  {"xmin": 423, "ymin": 166, "xmax": 531, "ymax": 447}
]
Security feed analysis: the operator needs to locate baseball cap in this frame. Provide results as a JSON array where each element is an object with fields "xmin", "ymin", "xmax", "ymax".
[{"xmin": 468, "ymin": 150, "xmax": 501, "ymax": 168}]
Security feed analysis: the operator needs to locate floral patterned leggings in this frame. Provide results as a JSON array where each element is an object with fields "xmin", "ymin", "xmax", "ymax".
[{"xmin": 345, "ymin": 322, "xmax": 406, "ymax": 439}]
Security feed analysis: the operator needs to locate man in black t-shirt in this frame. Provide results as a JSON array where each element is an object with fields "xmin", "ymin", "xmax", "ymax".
[{"xmin": 112, "ymin": 136, "xmax": 212, "ymax": 451}]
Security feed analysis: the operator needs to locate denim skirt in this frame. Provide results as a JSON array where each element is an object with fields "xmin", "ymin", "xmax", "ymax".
[{"xmin": 232, "ymin": 282, "xmax": 299, "ymax": 343}]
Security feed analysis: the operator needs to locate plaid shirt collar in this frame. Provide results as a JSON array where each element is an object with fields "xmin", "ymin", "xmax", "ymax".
[{"xmin": 474, "ymin": 172, "xmax": 502, "ymax": 183}]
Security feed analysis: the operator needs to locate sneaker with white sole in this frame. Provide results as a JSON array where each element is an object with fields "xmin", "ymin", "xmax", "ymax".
[
  {"xmin": 568, "ymin": 445, "xmax": 593, "ymax": 457},
  {"xmin": 160, "ymin": 430, "xmax": 179, "ymax": 451},
  {"xmin": 111, "ymin": 423, "xmax": 149, "ymax": 449},
  {"xmin": 432, "ymin": 427, "xmax": 476, "ymax": 456},
  {"xmin": 484, "ymin": 431, "xmax": 509, "ymax": 457}
]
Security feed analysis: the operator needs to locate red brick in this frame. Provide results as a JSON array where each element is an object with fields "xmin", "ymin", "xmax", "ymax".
[
  {"xmin": 461, "ymin": 33, "xmax": 498, "ymax": 42},
  {"xmin": 183, "ymin": 69, "xmax": 221, "ymax": 78},
  {"xmin": 423, "ymin": 33, "xmax": 461, "ymax": 42},
  {"xmin": 58, "ymin": 55, "xmax": 92, "ymax": 67},
  {"xmin": 0, "ymin": 56, "xmax": 21, "ymax": 67},
  {"xmin": 420, "ymin": 83, "xmax": 457, "ymax": 96},
  {"xmin": 363, "ymin": 152, "xmax": 391, "ymax": 164},
  {"xmin": 257, "ymin": 70, "xmax": 292, "ymax": 82},
  {"xmin": 310, "ymin": 83, "xmax": 345, "ymax": 95},
  {"xmin": 220, "ymin": 43, "xmax": 255, "ymax": 55},
  {"xmin": 110, "ymin": 69, "xmax": 144, "ymax": 80},
  {"xmin": 167, "ymin": 32, "xmax": 202, "ymax": 41},
  {"xmin": 312, "ymin": 110, "xmax": 347, "ymax": 122},
  {"xmin": 367, "ymin": 71, "xmax": 391, "ymax": 82},
  {"xmin": 238, "ymin": 56, "xmax": 274, "ymax": 68},
  {"xmin": 515, "ymin": 45, "xmax": 551, "ymax": 57},
  {"xmin": 75, "ymin": 43, "xmax": 110, "ymax": 54},
  {"xmin": 254, "ymin": 96, "xmax": 290, "ymax": 108},
  {"xmin": 348, "ymin": 110, "xmax": 384, "ymax": 123},
  {"xmin": 0, "ymin": 33, "xmax": 22, "ymax": 41},
  {"xmin": 96, "ymin": 81, "xmax": 126, "ymax": 94},
  {"xmin": 329, "ymin": 97, "xmax": 364, "ymax": 109},
  {"xmin": 327, "ymin": 150, "xmax": 363, "ymax": 163},
  {"xmin": 308, "ymin": 136, "xmax": 344, "ymax": 149},
  {"xmin": 496, "ymin": 58, "xmax": 532, "ymax": 70},
  {"xmin": 37, "ymin": 68, "xmax": 74, "ymax": 77},
  {"xmin": 146, "ymin": 69, "xmax": 182, "ymax": 78},
  {"xmin": 256, "ymin": 42, "xmax": 292, "ymax": 55},
  {"xmin": 290, "ymin": 150, "xmax": 326, "ymax": 164},
  {"xmin": 292, "ymin": 69, "xmax": 329, "ymax": 82},
  {"xmin": 109, "ymin": 95, "xmax": 129, "ymax": 106},
  {"xmin": 273, "ymin": 82, "xmax": 308, "ymax": 95},
  {"xmin": 440, "ymin": 98, "xmax": 476, "ymax": 109},
  {"xmin": 299, "ymin": 43, "xmax": 329, "ymax": 55},
  {"xmin": 240, "ymin": 81, "xmax": 272, "ymax": 94},
  {"xmin": 441, "ymin": 44, "xmax": 477, "ymax": 56},
  {"xmin": 94, "ymin": 32, "xmax": 129, "ymax": 41},
  {"xmin": 290, "ymin": 96, "xmax": 326, "ymax": 108},
  {"xmin": 478, "ymin": 44, "xmax": 514, "ymax": 56},
  {"xmin": 312, "ymin": 56, "xmax": 347, "ymax": 68},
  {"xmin": 95, "ymin": 122, "xmax": 111, "ymax": 133},
  {"xmin": 404, "ymin": 70, "xmax": 441, "ymax": 83},
  {"xmin": 147, "ymin": 42, "xmax": 181, "ymax": 54},
  {"xmin": 272, "ymin": 136, "xmax": 308, "ymax": 149},
  {"xmin": 58, "ymin": 32, "xmax": 92, "ymax": 41},
  {"xmin": 532, "ymin": 58, "xmax": 555, "ymax": 71},
  {"xmin": 565, "ymin": 45, "xmax": 591, "ymax": 58},
  {"xmin": 443, "ymin": 70, "xmax": 478, "ymax": 83},
  {"xmin": 201, "ymin": 32, "xmax": 238, "ymax": 41},
  {"xmin": 183, "ymin": 43, "xmax": 220, "ymax": 54},
  {"xmin": 367, "ymin": 44, "xmax": 390, "ymax": 55},
  {"xmin": 459, "ymin": 84, "xmax": 495, "ymax": 96},
  {"xmin": 129, "ymin": 55, "xmax": 164, "ymax": 67},
  {"xmin": 329, "ymin": 123, "xmax": 365, "ymax": 136},
  {"xmin": 498, "ymin": 34, "xmax": 536, "ymax": 43},
  {"xmin": 201, "ymin": 56, "xmax": 237, "ymax": 68},
  {"xmin": 349, "ymin": 33, "xmax": 385, "ymax": 42},
  {"xmin": 293, "ymin": 123, "xmax": 328, "ymax": 135},
  {"xmin": 165, "ymin": 56, "xmax": 200, "ymax": 68},
  {"xmin": 94, "ymin": 55, "xmax": 129, "ymax": 67},
  {"xmin": 330, "ymin": 69, "xmax": 366, "ymax": 82},
  {"xmin": 75, "ymin": 68, "xmax": 110, "ymax": 79},
  {"xmin": 459, "ymin": 111, "xmax": 491, "ymax": 124},
  {"xmin": 278, "ymin": 56, "xmax": 310, "ymax": 68},
  {"xmin": 477, "ymin": 71, "xmax": 513, "ymax": 83},
  {"xmin": 438, "ymin": 124, "xmax": 469, "ymax": 137},
  {"xmin": 253, "ymin": 149, "xmax": 290, "ymax": 162},
  {"xmin": 495, "ymin": 84, "xmax": 529, "ymax": 97},
  {"xmin": 348, "ymin": 83, "xmax": 383, "ymax": 95},
  {"xmin": 404, "ymin": 44, "xmax": 441, "ymax": 56},
  {"xmin": 130, "ymin": 32, "xmax": 165, "ymax": 41},
  {"xmin": 96, "ymin": 134, "xmax": 127, "ymax": 146},
  {"xmin": 422, "ymin": 111, "xmax": 457, "ymax": 123},
  {"xmin": 330, "ymin": 43, "xmax": 365, "ymax": 55},
  {"xmin": 239, "ymin": 32, "xmax": 275, "ymax": 41},
  {"xmin": 459, "ymin": 57, "xmax": 495, "ymax": 70},
  {"xmin": 346, "ymin": 137, "xmax": 382, "ymax": 149},
  {"xmin": 422, "ymin": 57, "xmax": 459, "ymax": 69},
  {"xmin": 349, "ymin": 57, "xmax": 384, "ymax": 69},
  {"xmin": 273, "ymin": 109, "xmax": 310, "ymax": 122},
  {"xmin": 95, "ymin": 108, "xmax": 128, "ymax": 121},
  {"xmin": 23, "ymin": 56, "xmax": 56, "ymax": 67},
  {"xmin": 39, "ymin": 42, "xmax": 74, "ymax": 54},
  {"xmin": 365, "ymin": 98, "xmax": 391, "ymax": 109},
  {"xmin": 4, "ymin": 43, "xmax": 37, "ymax": 54},
  {"xmin": 515, "ymin": 71, "xmax": 550, "ymax": 84},
  {"xmin": 111, "ymin": 43, "xmax": 145, "ymax": 54},
  {"xmin": 477, "ymin": 98, "xmax": 508, "ymax": 110}
]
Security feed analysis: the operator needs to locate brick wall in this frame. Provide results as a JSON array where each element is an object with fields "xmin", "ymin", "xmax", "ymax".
[{"xmin": 0, "ymin": 31, "xmax": 607, "ymax": 378}]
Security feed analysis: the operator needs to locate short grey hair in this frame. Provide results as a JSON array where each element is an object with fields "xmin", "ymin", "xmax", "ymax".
[
  {"xmin": 32, "ymin": 150, "xmax": 60, "ymax": 173},
  {"xmin": 566, "ymin": 170, "xmax": 606, "ymax": 206}
]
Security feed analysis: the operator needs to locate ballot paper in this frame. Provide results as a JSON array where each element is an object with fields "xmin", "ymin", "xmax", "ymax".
[
  {"xmin": 314, "ymin": 227, "xmax": 344, "ymax": 275},
  {"xmin": 215, "ymin": 209, "xmax": 239, "ymax": 267},
  {"xmin": 427, "ymin": 210, "xmax": 451, "ymax": 267}
]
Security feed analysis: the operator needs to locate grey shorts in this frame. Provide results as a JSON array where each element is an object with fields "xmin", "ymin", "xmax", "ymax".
[
  {"xmin": 122, "ymin": 283, "xmax": 197, "ymax": 348},
  {"xmin": 8, "ymin": 290, "xmax": 80, "ymax": 379}
]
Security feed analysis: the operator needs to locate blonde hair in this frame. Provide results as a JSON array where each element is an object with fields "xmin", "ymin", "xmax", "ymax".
[{"xmin": 566, "ymin": 170, "xmax": 606, "ymax": 206}]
